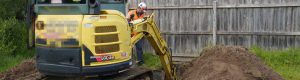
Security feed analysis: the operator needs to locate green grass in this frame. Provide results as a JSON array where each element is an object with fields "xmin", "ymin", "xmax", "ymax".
[
  {"xmin": 0, "ymin": 50, "xmax": 34, "ymax": 72},
  {"xmin": 141, "ymin": 53, "xmax": 162, "ymax": 70},
  {"xmin": 251, "ymin": 47, "xmax": 300, "ymax": 80}
]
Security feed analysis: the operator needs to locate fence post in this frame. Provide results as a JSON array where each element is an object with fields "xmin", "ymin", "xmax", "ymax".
[{"xmin": 212, "ymin": 0, "xmax": 218, "ymax": 46}]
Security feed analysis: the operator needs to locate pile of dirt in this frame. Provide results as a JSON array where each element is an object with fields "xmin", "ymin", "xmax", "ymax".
[
  {"xmin": 0, "ymin": 58, "xmax": 42, "ymax": 80},
  {"xmin": 180, "ymin": 45, "xmax": 283, "ymax": 80}
]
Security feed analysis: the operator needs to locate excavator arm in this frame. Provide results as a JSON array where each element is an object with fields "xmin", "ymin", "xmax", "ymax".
[{"xmin": 130, "ymin": 14, "xmax": 177, "ymax": 80}]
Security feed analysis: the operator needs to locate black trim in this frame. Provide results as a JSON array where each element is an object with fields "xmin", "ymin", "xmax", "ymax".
[
  {"xmin": 62, "ymin": 39, "xmax": 79, "ymax": 46},
  {"xmin": 37, "ymin": 59, "xmax": 131, "ymax": 76},
  {"xmin": 83, "ymin": 45, "xmax": 96, "ymax": 65},
  {"xmin": 82, "ymin": 59, "xmax": 132, "ymax": 75},
  {"xmin": 37, "ymin": 63, "xmax": 81, "ymax": 76},
  {"xmin": 36, "ymin": 46, "xmax": 132, "ymax": 76},
  {"xmin": 36, "ymin": 38, "xmax": 47, "ymax": 44},
  {"xmin": 36, "ymin": 47, "xmax": 82, "ymax": 67}
]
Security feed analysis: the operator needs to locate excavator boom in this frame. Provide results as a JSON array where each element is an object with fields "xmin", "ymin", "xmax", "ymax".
[{"xmin": 130, "ymin": 14, "xmax": 177, "ymax": 80}]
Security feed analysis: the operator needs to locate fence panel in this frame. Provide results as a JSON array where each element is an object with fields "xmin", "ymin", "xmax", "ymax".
[{"xmin": 128, "ymin": 0, "xmax": 300, "ymax": 62}]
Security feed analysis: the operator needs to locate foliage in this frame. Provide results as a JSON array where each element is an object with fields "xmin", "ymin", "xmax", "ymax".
[
  {"xmin": 0, "ymin": 0, "xmax": 32, "ymax": 72},
  {"xmin": 0, "ymin": 0, "xmax": 27, "ymax": 19},
  {"xmin": 0, "ymin": 18, "xmax": 34, "ymax": 72},
  {"xmin": 0, "ymin": 18, "xmax": 27, "ymax": 56},
  {"xmin": 251, "ymin": 46, "xmax": 300, "ymax": 80}
]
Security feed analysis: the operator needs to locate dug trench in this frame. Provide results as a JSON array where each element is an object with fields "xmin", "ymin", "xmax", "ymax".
[{"xmin": 0, "ymin": 45, "xmax": 284, "ymax": 80}]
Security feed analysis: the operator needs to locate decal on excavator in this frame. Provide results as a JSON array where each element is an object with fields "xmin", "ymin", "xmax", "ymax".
[{"xmin": 91, "ymin": 55, "xmax": 115, "ymax": 62}]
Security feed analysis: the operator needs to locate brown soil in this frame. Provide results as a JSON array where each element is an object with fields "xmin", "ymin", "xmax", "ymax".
[
  {"xmin": 0, "ymin": 58, "xmax": 43, "ymax": 80},
  {"xmin": 180, "ymin": 45, "xmax": 284, "ymax": 80}
]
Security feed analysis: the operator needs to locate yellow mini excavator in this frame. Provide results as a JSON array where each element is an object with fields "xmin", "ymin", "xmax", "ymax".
[{"xmin": 26, "ymin": 0, "xmax": 177, "ymax": 80}]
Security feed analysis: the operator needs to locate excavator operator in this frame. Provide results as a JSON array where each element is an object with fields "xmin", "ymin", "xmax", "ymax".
[{"xmin": 127, "ymin": 2, "xmax": 147, "ymax": 65}]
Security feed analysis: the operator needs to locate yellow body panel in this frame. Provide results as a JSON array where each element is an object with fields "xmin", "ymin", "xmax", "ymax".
[
  {"xmin": 81, "ymin": 10, "xmax": 131, "ymax": 66},
  {"xmin": 35, "ymin": 10, "xmax": 132, "ymax": 67}
]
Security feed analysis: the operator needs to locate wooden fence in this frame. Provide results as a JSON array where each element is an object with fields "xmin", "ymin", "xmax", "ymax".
[{"xmin": 128, "ymin": 0, "xmax": 300, "ymax": 62}]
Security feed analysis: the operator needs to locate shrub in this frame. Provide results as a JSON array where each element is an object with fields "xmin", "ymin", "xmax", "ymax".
[{"xmin": 0, "ymin": 18, "xmax": 27, "ymax": 56}]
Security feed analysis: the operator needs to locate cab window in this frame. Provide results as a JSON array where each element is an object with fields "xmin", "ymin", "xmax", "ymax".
[
  {"xmin": 37, "ymin": 0, "xmax": 86, "ymax": 4},
  {"xmin": 99, "ymin": 0, "xmax": 124, "ymax": 3}
]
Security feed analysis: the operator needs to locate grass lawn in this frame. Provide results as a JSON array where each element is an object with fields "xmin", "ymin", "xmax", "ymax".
[
  {"xmin": 0, "ymin": 50, "xmax": 34, "ymax": 72},
  {"xmin": 141, "ymin": 53, "xmax": 162, "ymax": 70},
  {"xmin": 251, "ymin": 47, "xmax": 300, "ymax": 80}
]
